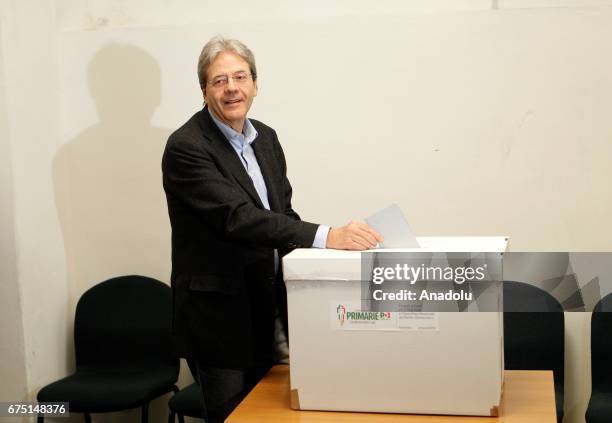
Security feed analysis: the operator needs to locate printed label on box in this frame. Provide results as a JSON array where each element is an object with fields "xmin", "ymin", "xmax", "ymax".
[{"xmin": 398, "ymin": 312, "xmax": 439, "ymax": 331}]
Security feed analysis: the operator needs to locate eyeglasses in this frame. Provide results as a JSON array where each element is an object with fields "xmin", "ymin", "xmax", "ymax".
[{"xmin": 208, "ymin": 71, "xmax": 252, "ymax": 88}]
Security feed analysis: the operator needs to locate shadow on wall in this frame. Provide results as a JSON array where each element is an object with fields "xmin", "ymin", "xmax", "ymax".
[{"xmin": 52, "ymin": 44, "xmax": 173, "ymax": 390}]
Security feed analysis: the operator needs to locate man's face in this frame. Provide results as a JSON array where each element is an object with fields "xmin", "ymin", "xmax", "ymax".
[{"xmin": 203, "ymin": 51, "xmax": 258, "ymax": 132}]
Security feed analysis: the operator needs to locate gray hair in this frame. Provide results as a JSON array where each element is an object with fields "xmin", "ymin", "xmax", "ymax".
[{"xmin": 197, "ymin": 36, "xmax": 257, "ymax": 89}]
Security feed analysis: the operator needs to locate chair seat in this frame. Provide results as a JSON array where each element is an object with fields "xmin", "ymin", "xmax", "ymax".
[
  {"xmin": 168, "ymin": 383, "xmax": 202, "ymax": 417},
  {"xmin": 38, "ymin": 366, "xmax": 178, "ymax": 413}
]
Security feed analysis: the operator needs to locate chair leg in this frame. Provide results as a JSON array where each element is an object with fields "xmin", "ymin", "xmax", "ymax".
[
  {"xmin": 168, "ymin": 385, "xmax": 180, "ymax": 423},
  {"xmin": 178, "ymin": 413, "xmax": 185, "ymax": 423},
  {"xmin": 141, "ymin": 402, "xmax": 149, "ymax": 423},
  {"xmin": 84, "ymin": 413, "xmax": 92, "ymax": 423}
]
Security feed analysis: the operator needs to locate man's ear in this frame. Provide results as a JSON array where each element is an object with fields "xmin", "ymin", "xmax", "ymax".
[{"xmin": 253, "ymin": 80, "xmax": 258, "ymax": 97}]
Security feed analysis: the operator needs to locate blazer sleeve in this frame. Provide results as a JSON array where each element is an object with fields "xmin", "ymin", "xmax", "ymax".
[{"xmin": 162, "ymin": 132, "xmax": 318, "ymax": 250}]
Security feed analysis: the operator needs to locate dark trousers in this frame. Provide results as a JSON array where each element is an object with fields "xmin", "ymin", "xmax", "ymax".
[{"xmin": 194, "ymin": 361, "xmax": 269, "ymax": 423}]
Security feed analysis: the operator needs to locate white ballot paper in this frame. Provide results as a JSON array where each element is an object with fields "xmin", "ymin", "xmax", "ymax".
[{"xmin": 365, "ymin": 204, "xmax": 420, "ymax": 248}]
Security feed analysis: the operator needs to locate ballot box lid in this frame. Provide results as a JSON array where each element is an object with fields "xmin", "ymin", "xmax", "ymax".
[{"xmin": 283, "ymin": 236, "xmax": 508, "ymax": 282}]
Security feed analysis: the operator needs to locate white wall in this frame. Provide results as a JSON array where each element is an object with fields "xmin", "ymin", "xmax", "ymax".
[
  {"xmin": 0, "ymin": 16, "xmax": 28, "ymax": 409},
  {"xmin": 0, "ymin": 0, "xmax": 72, "ymax": 414},
  {"xmin": 2, "ymin": 1, "xmax": 612, "ymax": 422}
]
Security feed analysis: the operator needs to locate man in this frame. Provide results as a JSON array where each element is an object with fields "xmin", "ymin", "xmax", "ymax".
[{"xmin": 162, "ymin": 36, "xmax": 382, "ymax": 422}]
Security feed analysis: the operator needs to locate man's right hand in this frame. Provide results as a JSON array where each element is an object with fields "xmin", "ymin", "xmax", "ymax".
[{"xmin": 326, "ymin": 220, "xmax": 383, "ymax": 250}]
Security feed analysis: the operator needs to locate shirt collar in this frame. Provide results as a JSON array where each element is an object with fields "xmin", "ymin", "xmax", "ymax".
[{"xmin": 208, "ymin": 108, "xmax": 258, "ymax": 149}]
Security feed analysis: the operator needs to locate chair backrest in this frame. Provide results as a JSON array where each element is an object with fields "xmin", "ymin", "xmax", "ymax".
[
  {"xmin": 591, "ymin": 292, "xmax": 612, "ymax": 387},
  {"xmin": 503, "ymin": 281, "xmax": 564, "ymax": 380},
  {"xmin": 74, "ymin": 275, "xmax": 176, "ymax": 370}
]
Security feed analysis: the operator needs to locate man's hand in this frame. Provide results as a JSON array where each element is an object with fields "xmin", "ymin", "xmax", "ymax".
[{"xmin": 326, "ymin": 220, "xmax": 384, "ymax": 250}]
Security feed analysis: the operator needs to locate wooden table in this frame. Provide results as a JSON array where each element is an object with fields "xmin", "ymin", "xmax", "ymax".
[{"xmin": 226, "ymin": 365, "xmax": 556, "ymax": 423}]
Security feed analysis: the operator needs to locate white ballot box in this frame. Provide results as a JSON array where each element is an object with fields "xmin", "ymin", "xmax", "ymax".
[{"xmin": 283, "ymin": 236, "xmax": 508, "ymax": 416}]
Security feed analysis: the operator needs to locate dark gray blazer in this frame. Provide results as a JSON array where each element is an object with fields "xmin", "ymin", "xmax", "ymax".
[{"xmin": 162, "ymin": 107, "xmax": 318, "ymax": 368}]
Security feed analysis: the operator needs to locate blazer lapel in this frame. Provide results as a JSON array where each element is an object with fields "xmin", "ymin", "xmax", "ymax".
[
  {"xmin": 252, "ymin": 135, "xmax": 281, "ymax": 212},
  {"xmin": 197, "ymin": 109, "xmax": 265, "ymax": 209}
]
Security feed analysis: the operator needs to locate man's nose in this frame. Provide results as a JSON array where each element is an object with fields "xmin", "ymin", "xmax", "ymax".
[{"xmin": 225, "ymin": 77, "xmax": 238, "ymax": 91}]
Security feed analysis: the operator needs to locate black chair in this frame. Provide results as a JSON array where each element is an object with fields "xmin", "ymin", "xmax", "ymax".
[
  {"xmin": 503, "ymin": 280, "xmax": 565, "ymax": 423},
  {"xmin": 168, "ymin": 359, "xmax": 203, "ymax": 422},
  {"xmin": 585, "ymin": 292, "xmax": 612, "ymax": 423},
  {"xmin": 168, "ymin": 383, "xmax": 203, "ymax": 422},
  {"xmin": 37, "ymin": 275, "xmax": 179, "ymax": 423}
]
